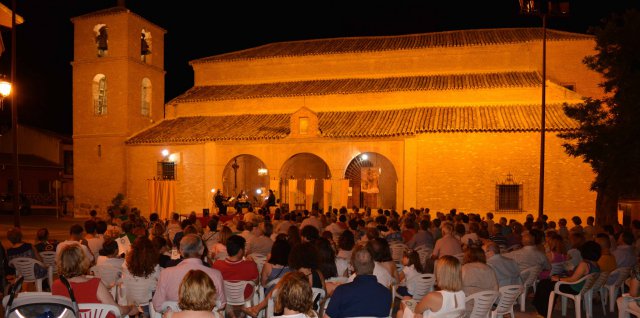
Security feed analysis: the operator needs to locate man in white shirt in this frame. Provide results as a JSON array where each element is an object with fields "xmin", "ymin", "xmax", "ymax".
[
  {"xmin": 56, "ymin": 224, "xmax": 95, "ymax": 265},
  {"xmin": 246, "ymin": 223, "xmax": 274, "ymax": 256},
  {"xmin": 503, "ymin": 233, "xmax": 550, "ymax": 272},
  {"xmin": 431, "ymin": 222, "xmax": 462, "ymax": 259},
  {"xmin": 301, "ymin": 210, "xmax": 323, "ymax": 233},
  {"xmin": 485, "ymin": 243, "xmax": 521, "ymax": 287},
  {"xmin": 613, "ymin": 231, "xmax": 638, "ymax": 268},
  {"xmin": 275, "ymin": 213, "xmax": 293, "ymax": 235}
]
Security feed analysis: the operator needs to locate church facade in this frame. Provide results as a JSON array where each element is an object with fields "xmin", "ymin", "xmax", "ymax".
[{"xmin": 72, "ymin": 7, "xmax": 601, "ymax": 220}]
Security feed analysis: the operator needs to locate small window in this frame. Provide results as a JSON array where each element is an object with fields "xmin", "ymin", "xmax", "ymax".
[
  {"xmin": 141, "ymin": 29, "xmax": 152, "ymax": 62},
  {"xmin": 495, "ymin": 174, "xmax": 523, "ymax": 211},
  {"xmin": 157, "ymin": 161, "xmax": 176, "ymax": 180},
  {"xmin": 299, "ymin": 117, "xmax": 309, "ymax": 134},
  {"xmin": 93, "ymin": 74, "xmax": 107, "ymax": 115},
  {"xmin": 64, "ymin": 150, "xmax": 74, "ymax": 175},
  {"xmin": 94, "ymin": 24, "xmax": 108, "ymax": 57},
  {"xmin": 141, "ymin": 78, "xmax": 152, "ymax": 116}
]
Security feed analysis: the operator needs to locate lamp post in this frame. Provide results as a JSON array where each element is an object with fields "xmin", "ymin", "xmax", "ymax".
[
  {"xmin": 10, "ymin": 0, "xmax": 19, "ymax": 227},
  {"xmin": 518, "ymin": 0, "xmax": 569, "ymax": 219}
]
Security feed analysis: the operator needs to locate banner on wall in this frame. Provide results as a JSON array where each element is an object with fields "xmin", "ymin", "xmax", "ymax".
[
  {"xmin": 339, "ymin": 179, "xmax": 349, "ymax": 208},
  {"xmin": 361, "ymin": 167, "xmax": 380, "ymax": 194},
  {"xmin": 323, "ymin": 179, "xmax": 332, "ymax": 212},
  {"xmin": 288, "ymin": 179, "xmax": 297, "ymax": 205},
  {"xmin": 305, "ymin": 179, "xmax": 315, "ymax": 211},
  {"xmin": 147, "ymin": 179, "xmax": 176, "ymax": 220}
]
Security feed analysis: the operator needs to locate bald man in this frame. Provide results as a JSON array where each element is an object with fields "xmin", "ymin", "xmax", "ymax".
[{"xmin": 502, "ymin": 233, "xmax": 550, "ymax": 272}]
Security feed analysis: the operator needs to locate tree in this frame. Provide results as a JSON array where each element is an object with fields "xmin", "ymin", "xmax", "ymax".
[{"xmin": 559, "ymin": 9, "xmax": 640, "ymax": 226}]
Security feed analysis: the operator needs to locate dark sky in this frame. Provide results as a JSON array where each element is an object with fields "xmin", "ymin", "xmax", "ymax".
[{"xmin": 0, "ymin": 0, "xmax": 638, "ymax": 135}]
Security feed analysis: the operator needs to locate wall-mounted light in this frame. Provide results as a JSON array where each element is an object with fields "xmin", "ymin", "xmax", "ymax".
[
  {"xmin": 258, "ymin": 168, "xmax": 268, "ymax": 176},
  {"xmin": 361, "ymin": 154, "xmax": 368, "ymax": 160},
  {"xmin": 211, "ymin": 188, "xmax": 216, "ymax": 193},
  {"xmin": 256, "ymin": 189, "xmax": 263, "ymax": 195},
  {"xmin": 161, "ymin": 149, "xmax": 169, "ymax": 157},
  {"xmin": 168, "ymin": 153, "xmax": 177, "ymax": 162}
]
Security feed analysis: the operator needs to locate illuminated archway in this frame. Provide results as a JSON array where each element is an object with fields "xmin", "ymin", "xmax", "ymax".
[
  {"xmin": 345, "ymin": 152, "xmax": 397, "ymax": 209},
  {"xmin": 280, "ymin": 153, "xmax": 331, "ymax": 211},
  {"xmin": 222, "ymin": 154, "xmax": 268, "ymax": 206}
]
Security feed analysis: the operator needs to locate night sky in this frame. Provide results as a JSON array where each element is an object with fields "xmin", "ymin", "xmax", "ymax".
[{"xmin": 0, "ymin": 0, "xmax": 638, "ymax": 135}]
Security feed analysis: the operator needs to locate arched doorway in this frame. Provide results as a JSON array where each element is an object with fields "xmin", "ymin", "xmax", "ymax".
[
  {"xmin": 222, "ymin": 155, "xmax": 268, "ymax": 207},
  {"xmin": 280, "ymin": 153, "xmax": 331, "ymax": 212},
  {"xmin": 345, "ymin": 152, "xmax": 397, "ymax": 209}
]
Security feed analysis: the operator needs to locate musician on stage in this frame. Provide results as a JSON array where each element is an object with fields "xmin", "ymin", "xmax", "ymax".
[
  {"xmin": 214, "ymin": 189, "xmax": 228, "ymax": 215},
  {"xmin": 234, "ymin": 190, "xmax": 249, "ymax": 212},
  {"xmin": 262, "ymin": 189, "xmax": 277, "ymax": 209}
]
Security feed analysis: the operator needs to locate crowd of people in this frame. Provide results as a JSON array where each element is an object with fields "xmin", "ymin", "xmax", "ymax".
[{"xmin": 1, "ymin": 205, "xmax": 640, "ymax": 318}]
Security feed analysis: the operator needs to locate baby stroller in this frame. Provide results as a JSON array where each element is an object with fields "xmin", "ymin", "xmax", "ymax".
[{"xmin": 3, "ymin": 276, "xmax": 79, "ymax": 318}]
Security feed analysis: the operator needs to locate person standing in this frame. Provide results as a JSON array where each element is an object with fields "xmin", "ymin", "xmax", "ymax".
[{"xmin": 214, "ymin": 190, "xmax": 228, "ymax": 215}]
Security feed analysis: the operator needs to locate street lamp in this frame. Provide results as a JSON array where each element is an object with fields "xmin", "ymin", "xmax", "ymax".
[{"xmin": 518, "ymin": 0, "xmax": 569, "ymax": 219}]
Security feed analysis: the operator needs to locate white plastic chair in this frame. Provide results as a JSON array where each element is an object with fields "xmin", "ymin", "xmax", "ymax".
[
  {"xmin": 90, "ymin": 263, "xmax": 122, "ymax": 299},
  {"xmin": 546, "ymin": 272, "xmax": 599, "ymax": 318},
  {"xmin": 414, "ymin": 247, "xmax": 432, "ymax": 268},
  {"xmin": 491, "ymin": 285, "xmax": 524, "ymax": 318},
  {"xmin": 78, "ymin": 303, "xmax": 121, "ymax": 318},
  {"xmin": 617, "ymin": 293, "xmax": 640, "ymax": 318},
  {"xmin": 265, "ymin": 287, "xmax": 279, "ymax": 318},
  {"xmin": 150, "ymin": 300, "xmax": 180, "ymax": 318},
  {"xmin": 40, "ymin": 251, "xmax": 57, "ymax": 273},
  {"xmin": 223, "ymin": 280, "xmax": 258, "ymax": 307},
  {"xmin": 603, "ymin": 267, "xmax": 632, "ymax": 312},
  {"xmin": 247, "ymin": 253, "xmax": 268, "ymax": 276},
  {"xmin": 2, "ymin": 292, "xmax": 53, "ymax": 307},
  {"xmin": 312, "ymin": 287, "xmax": 327, "ymax": 314},
  {"xmin": 584, "ymin": 270, "xmax": 609, "ymax": 317},
  {"xmin": 119, "ymin": 273, "xmax": 158, "ymax": 310},
  {"xmin": 452, "ymin": 253, "xmax": 464, "ymax": 264},
  {"xmin": 431, "ymin": 308, "xmax": 466, "ymax": 318},
  {"xmin": 519, "ymin": 265, "xmax": 542, "ymax": 312},
  {"xmin": 389, "ymin": 243, "xmax": 407, "ymax": 262},
  {"xmin": 465, "ymin": 290, "xmax": 500, "ymax": 318},
  {"xmin": 8, "ymin": 257, "xmax": 52, "ymax": 292},
  {"xmin": 395, "ymin": 273, "xmax": 435, "ymax": 301}
]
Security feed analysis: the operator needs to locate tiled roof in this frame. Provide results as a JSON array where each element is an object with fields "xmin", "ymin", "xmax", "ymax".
[
  {"xmin": 192, "ymin": 28, "xmax": 593, "ymax": 64},
  {"xmin": 170, "ymin": 72, "xmax": 541, "ymax": 104},
  {"xmin": 71, "ymin": 6, "xmax": 128, "ymax": 21},
  {"xmin": 126, "ymin": 104, "xmax": 577, "ymax": 144}
]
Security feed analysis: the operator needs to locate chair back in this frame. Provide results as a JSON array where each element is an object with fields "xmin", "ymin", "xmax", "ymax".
[
  {"xmin": 452, "ymin": 253, "xmax": 464, "ymax": 263},
  {"xmin": 8, "ymin": 258, "xmax": 43, "ymax": 282},
  {"xmin": 550, "ymin": 261, "xmax": 568, "ymax": 276},
  {"xmin": 520, "ymin": 266, "xmax": 542, "ymax": 287},
  {"xmin": 40, "ymin": 251, "xmax": 57, "ymax": 274},
  {"xmin": 265, "ymin": 287, "xmax": 279, "ymax": 318},
  {"xmin": 389, "ymin": 243, "xmax": 407, "ymax": 263},
  {"xmin": 312, "ymin": 287, "xmax": 326, "ymax": 312},
  {"xmin": 431, "ymin": 308, "xmax": 466, "ymax": 318},
  {"xmin": 149, "ymin": 301, "xmax": 180, "ymax": 318},
  {"xmin": 408, "ymin": 273, "xmax": 436, "ymax": 300},
  {"xmin": 465, "ymin": 290, "xmax": 500, "ymax": 318},
  {"xmin": 578, "ymin": 272, "xmax": 600, "ymax": 295},
  {"xmin": 223, "ymin": 280, "xmax": 256, "ymax": 306},
  {"xmin": 415, "ymin": 248, "xmax": 432, "ymax": 268},
  {"xmin": 590, "ymin": 271, "xmax": 609, "ymax": 291},
  {"xmin": 247, "ymin": 253, "xmax": 268, "ymax": 274},
  {"xmin": 78, "ymin": 303, "xmax": 121, "ymax": 318},
  {"xmin": 493, "ymin": 285, "xmax": 524, "ymax": 315},
  {"xmin": 608, "ymin": 267, "xmax": 632, "ymax": 287},
  {"xmin": 120, "ymin": 273, "xmax": 157, "ymax": 307},
  {"xmin": 90, "ymin": 263, "xmax": 122, "ymax": 290}
]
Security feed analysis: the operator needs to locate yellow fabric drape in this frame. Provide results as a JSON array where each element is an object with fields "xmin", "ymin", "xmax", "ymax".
[
  {"xmin": 147, "ymin": 179, "xmax": 176, "ymax": 220},
  {"xmin": 339, "ymin": 179, "xmax": 349, "ymax": 208},
  {"xmin": 288, "ymin": 179, "xmax": 297, "ymax": 205},
  {"xmin": 305, "ymin": 179, "xmax": 315, "ymax": 211},
  {"xmin": 269, "ymin": 178, "xmax": 280, "ymax": 199},
  {"xmin": 323, "ymin": 179, "xmax": 332, "ymax": 212}
]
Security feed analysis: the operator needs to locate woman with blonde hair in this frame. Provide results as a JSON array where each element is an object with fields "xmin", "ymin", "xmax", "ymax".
[
  {"xmin": 273, "ymin": 271, "xmax": 316, "ymax": 318},
  {"xmin": 396, "ymin": 255, "xmax": 465, "ymax": 318},
  {"xmin": 52, "ymin": 244, "xmax": 139, "ymax": 318},
  {"xmin": 209, "ymin": 226, "xmax": 232, "ymax": 262},
  {"xmin": 163, "ymin": 269, "xmax": 219, "ymax": 318}
]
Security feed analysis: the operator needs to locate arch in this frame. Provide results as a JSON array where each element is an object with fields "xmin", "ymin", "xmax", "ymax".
[
  {"xmin": 92, "ymin": 74, "xmax": 107, "ymax": 115},
  {"xmin": 221, "ymin": 154, "xmax": 269, "ymax": 207},
  {"xmin": 141, "ymin": 29, "xmax": 152, "ymax": 62},
  {"xmin": 279, "ymin": 153, "xmax": 331, "ymax": 212},
  {"xmin": 344, "ymin": 152, "xmax": 397, "ymax": 210},
  {"xmin": 94, "ymin": 24, "xmax": 108, "ymax": 57},
  {"xmin": 141, "ymin": 78, "xmax": 151, "ymax": 116}
]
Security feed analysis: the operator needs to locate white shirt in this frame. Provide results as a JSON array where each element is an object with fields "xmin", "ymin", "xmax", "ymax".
[
  {"xmin": 348, "ymin": 262, "xmax": 394, "ymax": 288},
  {"xmin": 503, "ymin": 245, "xmax": 550, "ymax": 272}
]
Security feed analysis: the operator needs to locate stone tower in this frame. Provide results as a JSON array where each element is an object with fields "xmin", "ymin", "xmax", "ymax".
[{"xmin": 71, "ymin": 6, "xmax": 165, "ymax": 216}]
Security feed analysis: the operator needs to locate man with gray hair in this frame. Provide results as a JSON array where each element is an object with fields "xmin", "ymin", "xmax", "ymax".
[
  {"xmin": 484, "ymin": 242, "xmax": 521, "ymax": 287},
  {"xmin": 503, "ymin": 232, "xmax": 550, "ymax": 272},
  {"xmin": 325, "ymin": 245, "xmax": 391, "ymax": 318},
  {"xmin": 152, "ymin": 234, "xmax": 226, "ymax": 312}
]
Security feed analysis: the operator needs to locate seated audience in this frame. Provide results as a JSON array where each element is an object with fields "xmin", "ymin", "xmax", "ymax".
[
  {"xmin": 431, "ymin": 223, "xmax": 462, "ymax": 259},
  {"xmin": 52, "ymin": 244, "xmax": 139, "ymax": 317},
  {"xmin": 273, "ymin": 271, "xmax": 317, "ymax": 318},
  {"xmin": 484, "ymin": 243, "xmax": 520, "ymax": 287},
  {"xmin": 616, "ymin": 262, "xmax": 640, "ymax": 318},
  {"xmin": 325, "ymin": 245, "xmax": 391, "ymax": 318},
  {"xmin": 396, "ymin": 249, "xmax": 426, "ymax": 299},
  {"xmin": 503, "ymin": 232, "xmax": 550, "ymax": 272},
  {"xmin": 260, "ymin": 235, "xmax": 292, "ymax": 295},
  {"xmin": 533, "ymin": 240, "xmax": 601, "ymax": 316},
  {"xmin": 396, "ymin": 255, "xmax": 465, "ymax": 318},
  {"xmin": 164, "ymin": 269, "xmax": 220, "ymax": 318},
  {"xmin": 461, "ymin": 246, "xmax": 498, "ymax": 296}
]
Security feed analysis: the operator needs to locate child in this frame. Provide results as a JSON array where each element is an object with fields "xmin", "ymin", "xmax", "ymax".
[{"xmin": 397, "ymin": 249, "xmax": 425, "ymax": 298}]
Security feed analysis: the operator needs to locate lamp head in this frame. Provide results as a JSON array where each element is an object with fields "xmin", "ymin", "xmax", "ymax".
[{"xmin": 0, "ymin": 80, "xmax": 11, "ymax": 98}]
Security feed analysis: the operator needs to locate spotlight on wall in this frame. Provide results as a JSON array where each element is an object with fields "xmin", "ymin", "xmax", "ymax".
[
  {"xmin": 256, "ymin": 189, "xmax": 263, "ymax": 195},
  {"xmin": 211, "ymin": 188, "xmax": 216, "ymax": 193},
  {"xmin": 257, "ymin": 168, "xmax": 268, "ymax": 176},
  {"xmin": 161, "ymin": 149, "xmax": 169, "ymax": 157},
  {"xmin": 361, "ymin": 154, "xmax": 368, "ymax": 160}
]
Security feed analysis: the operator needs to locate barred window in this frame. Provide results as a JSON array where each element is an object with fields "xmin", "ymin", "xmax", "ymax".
[
  {"xmin": 157, "ymin": 161, "xmax": 176, "ymax": 180},
  {"xmin": 93, "ymin": 74, "xmax": 107, "ymax": 115},
  {"xmin": 496, "ymin": 174, "xmax": 523, "ymax": 211}
]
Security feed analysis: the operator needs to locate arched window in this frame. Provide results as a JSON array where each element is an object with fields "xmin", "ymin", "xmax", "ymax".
[
  {"xmin": 94, "ymin": 24, "xmax": 108, "ymax": 57},
  {"xmin": 141, "ymin": 78, "xmax": 152, "ymax": 116},
  {"xmin": 93, "ymin": 74, "xmax": 107, "ymax": 115},
  {"xmin": 141, "ymin": 29, "xmax": 151, "ymax": 62}
]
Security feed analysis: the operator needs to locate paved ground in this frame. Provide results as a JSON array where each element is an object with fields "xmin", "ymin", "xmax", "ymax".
[{"xmin": 0, "ymin": 215, "xmax": 623, "ymax": 318}]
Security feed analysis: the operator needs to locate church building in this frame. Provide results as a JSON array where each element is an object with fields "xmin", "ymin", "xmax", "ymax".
[{"xmin": 72, "ymin": 6, "xmax": 601, "ymax": 220}]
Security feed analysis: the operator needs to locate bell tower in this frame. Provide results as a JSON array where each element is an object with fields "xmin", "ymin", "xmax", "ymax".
[{"xmin": 71, "ymin": 6, "xmax": 165, "ymax": 216}]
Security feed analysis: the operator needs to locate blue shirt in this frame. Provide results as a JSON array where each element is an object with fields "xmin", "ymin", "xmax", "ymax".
[{"xmin": 326, "ymin": 275, "xmax": 391, "ymax": 318}]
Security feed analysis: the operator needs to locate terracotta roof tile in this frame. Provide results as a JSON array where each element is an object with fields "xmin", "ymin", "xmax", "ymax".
[
  {"xmin": 171, "ymin": 72, "xmax": 541, "ymax": 104},
  {"xmin": 192, "ymin": 28, "xmax": 593, "ymax": 64},
  {"xmin": 127, "ymin": 104, "xmax": 577, "ymax": 144}
]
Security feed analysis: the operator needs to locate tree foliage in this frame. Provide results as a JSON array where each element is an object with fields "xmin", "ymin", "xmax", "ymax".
[{"xmin": 559, "ymin": 9, "xmax": 640, "ymax": 205}]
